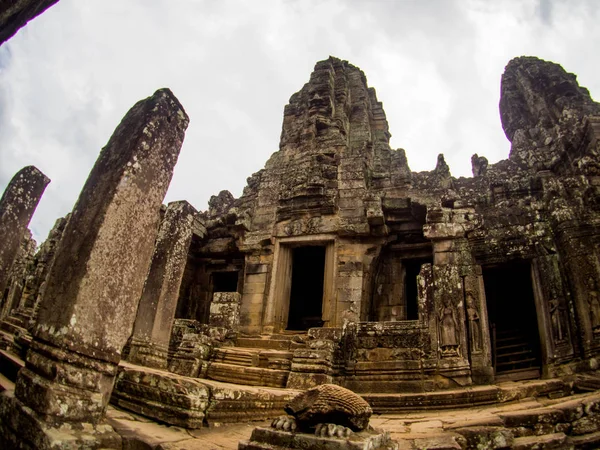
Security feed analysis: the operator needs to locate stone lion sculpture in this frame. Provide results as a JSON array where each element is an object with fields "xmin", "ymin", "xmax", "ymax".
[{"xmin": 272, "ymin": 384, "xmax": 373, "ymax": 438}]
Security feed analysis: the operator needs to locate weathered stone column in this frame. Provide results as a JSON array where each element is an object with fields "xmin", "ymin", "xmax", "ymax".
[
  {"xmin": 0, "ymin": 165, "xmax": 49, "ymax": 299},
  {"xmin": 128, "ymin": 200, "xmax": 196, "ymax": 369},
  {"xmin": 424, "ymin": 207, "xmax": 487, "ymax": 386},
  {"xmin": 1, "ymin": 88, "xmax": 189, "ymax": 448}
]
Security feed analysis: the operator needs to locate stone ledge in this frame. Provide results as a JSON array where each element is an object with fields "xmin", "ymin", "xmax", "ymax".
[{"xmin": 239, "ymin": 426, "xmax": 396, "ymax": 450}]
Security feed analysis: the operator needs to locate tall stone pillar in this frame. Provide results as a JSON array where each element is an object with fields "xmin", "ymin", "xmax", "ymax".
[
  {"xmin": 0, "ymin": 165, "xmax": 49, "ymax": 298},
  {"xmin": 424, "ymin": 207, "xmax": 488, "ymax": 386},
  {"xmin": 0, "ymin": 88, "xmax": 189, "ymax": 449},
  {"xmin": 128, "ymin": 200, "xmax": 196, "ymax": 370}
]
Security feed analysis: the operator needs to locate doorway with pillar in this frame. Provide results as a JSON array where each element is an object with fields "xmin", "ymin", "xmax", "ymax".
[{"xmin": 264, "ymin": 236, "xmax": 336, "ymax": 334}]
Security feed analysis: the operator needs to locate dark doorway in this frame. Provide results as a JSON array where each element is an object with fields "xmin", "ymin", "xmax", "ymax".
[
  {"xmin": 404, "ymin": 258, "xmax": 432, "ymax": 320},
  {"xmin": 483, "ymin": 261, "xmax": 541, "ymax": 381},
  {"xmin": 212, "ymin": 271, "xmax": 239, "ymax": 292},
  {"xmin": 287, "ymin": 246, "xmax": 325, "ymax": 331}
]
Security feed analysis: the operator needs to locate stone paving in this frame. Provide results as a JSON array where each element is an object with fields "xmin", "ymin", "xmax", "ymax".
[{"xmin": 104, "ymin": 389, "xmax": 600, "ymax": 449}]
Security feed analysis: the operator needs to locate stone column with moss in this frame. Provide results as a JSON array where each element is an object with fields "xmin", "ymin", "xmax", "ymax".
[
  {"xmin": 0, "ymin": 88, "xmax": 189, "ymax": 449},
  {"xmin": 128, "ymin": 200, "xmax": 197, "ymax": 370},
  {"xmin": 0, "ymin": 165, "xmax": 49, "ymax": 300}
]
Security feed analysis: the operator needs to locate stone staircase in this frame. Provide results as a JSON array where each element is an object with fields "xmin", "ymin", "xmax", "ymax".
[
  {"xmin": 205, "ymin": 334, "xmax": 306, "ymax": 388},
  {"xmin": 0, "ymin": 308, "xmax": 32, "ymax": 336},
  {"xmin": 495, "ymin": 328, "xmax": 541, "ymax": 382}
]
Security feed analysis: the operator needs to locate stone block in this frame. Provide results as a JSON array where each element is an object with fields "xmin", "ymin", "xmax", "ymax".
[
  {"xmin": 243, "ymin": 282, "xmax": 266, "ymax": 295},
  {"xmin": 239, "ymin": 426, "xmax": 396, "ymax": 450},
  {"xmin": 286, "ymin": 372, "xmax": 333, "ymax": 390},
  {"xmin": 511, "ymin": 432, "xmax": 572, "ymax": 450},
  {"xmin": 111, "ymin": 366, "xmax": 210, "ymax": 429}
]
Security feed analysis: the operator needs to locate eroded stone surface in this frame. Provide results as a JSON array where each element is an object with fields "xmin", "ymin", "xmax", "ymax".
[
  {"xmin": 284, "ymin": 384, "xmax": 372, "ymax": 432},
  {"xmin": 0, "ymin": 166, "xmax": 49, "ymax": 302},
  {"xmin": 4, "ymin": 55, "xmax": 600, "ymax": 449},
  {"xmin": 0, "ymin": 88, "xmax": 189, "ymax": 449},
  {"xmin": 128, "ymin": 200, "xmax": 197, "ymax": 370}
]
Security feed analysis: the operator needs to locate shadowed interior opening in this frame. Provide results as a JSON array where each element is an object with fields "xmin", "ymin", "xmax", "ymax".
[
  {"xmin": 484, "ymin": 261, "xmax": 541, "ymax": 380},
  {"xmin": 212, "ymin": 271, "xmax": 238, "ymax": 292},
  {"xmin": 287, "ymin": 246, "xmax": 325, "ymax": 331}
]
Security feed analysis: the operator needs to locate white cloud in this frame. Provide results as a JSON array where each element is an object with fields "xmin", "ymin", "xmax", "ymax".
[{"xmin": 1, "ymin": 0, "xmax": 600, "ymax": 242}]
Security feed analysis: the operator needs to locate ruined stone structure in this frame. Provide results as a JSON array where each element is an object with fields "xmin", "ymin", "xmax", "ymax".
[
  {"xmin": 3, "ymin": 55, "xmax": 600, "ymax": 448},
  {"xmin": 163, "ymin": 56, "xmax": 600, "ymax": 397},
  {"xmin": 0, "ymin": 88, "xmax": 189, "ymax": 448}
]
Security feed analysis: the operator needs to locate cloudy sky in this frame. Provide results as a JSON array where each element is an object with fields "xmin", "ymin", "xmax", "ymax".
[{"xmin": 1, "ymin": 0, "xmax": 599, "ymax": 243}]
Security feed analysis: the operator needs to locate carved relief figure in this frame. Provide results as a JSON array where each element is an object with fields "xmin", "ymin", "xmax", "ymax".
[
  {"xmin": 439, "ymin": 298, "xmax": 459, "ymax": 357},
  {"xmin": 588, "ymin": 277, "xmax": 600, "ymax": 333},
  {"xmin": 548, "ymin": 288, "xmax": 567, "ymax": 342},
  {"xmin": 466, "ymin": 293, "xmax": 482, "ymax": 352}
]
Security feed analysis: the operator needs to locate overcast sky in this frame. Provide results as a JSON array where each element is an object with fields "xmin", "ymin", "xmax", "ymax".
[{"xmin": 1, "ymin": 0, "xmax": 599, "ymax": 243}]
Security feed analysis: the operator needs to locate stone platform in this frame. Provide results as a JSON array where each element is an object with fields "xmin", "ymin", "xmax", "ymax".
[
  {"xmin": 70, "ymin": 389, "xmax": 600, "ymax": 449},
  {"xmin": 4, "ymin": 354, "xmax": 600, "ymax": 448}
]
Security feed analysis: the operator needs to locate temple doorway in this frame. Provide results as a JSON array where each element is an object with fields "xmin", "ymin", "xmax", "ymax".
[
  {"xmin": 286, "ymin": 246, "xmax": 326, "ymax": 331},
  {"xmin": 483, "ymin": 261, "xmax": 542, "ymax": 381}
]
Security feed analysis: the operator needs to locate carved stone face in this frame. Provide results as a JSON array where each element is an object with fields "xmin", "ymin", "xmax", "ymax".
[{"xmin": 466, "ymin": 294, "xmax": 475, "ymax": 307}]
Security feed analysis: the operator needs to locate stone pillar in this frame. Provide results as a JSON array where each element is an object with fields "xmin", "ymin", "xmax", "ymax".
[
  {"xmin": 531, "ymin": 255, "xmax": 574, "ymax": 369},
  {"xmin": 1, "ymin": 88, "xmax": 188, "ymax": 447},
  {"xmin": 424, "ymin": 207, "xmax": 485, "ymax": 386},
  {"xmin": 128, "ymin": 200, "xmax": 196, "ymax": 370},
  {"xmin": 0, "ymin": 165, "xmax": 49, "ymax": 299},
  {"xmin": 0, "ymin": 230, "xmax": 36, "ymax": 321},
  {"xmin": 554, "ymin": 222, "xmax": 600, "ymax": 358}
]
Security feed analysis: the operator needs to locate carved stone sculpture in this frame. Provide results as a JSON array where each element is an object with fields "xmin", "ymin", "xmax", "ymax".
[
  {"xmin": 272, "ymin": 384, "xmax": 372, "ymax": 437},
  {"xmin": 588, "ymin": 278, "xmax": 600, "ymax": 333},
  {"xmin": 466, "ymin": 294, "xmax": 482, "ymax": 352},
  {"xmin": 439, "ymin": 299, "xmax": 459, "ymax": 357}
]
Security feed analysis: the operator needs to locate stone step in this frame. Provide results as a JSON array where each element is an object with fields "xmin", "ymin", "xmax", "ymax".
[
  {"xmin": 0, "ymin": 329, "xmax": 14, "ymax": 350},
  {"xmin": 571, "ymin": 431, "xmax": 600, "ymax": 449},
  {"xmin": 206, "ymin": 362, "xmax": 290, "ymax": 388},
  {"xmin": 498, "ymin": 406, "xmax": 565, "ymax": 428},
  {"xmin": 3, "ymin": 315, "xmax": 27, "ymax": 329},
  {"xmin": 0, "ymin": 371, "xmax": 15, "ymax": 392},
  {"xmin": 11, "ymin": 309, "xmax": 32, "ymax": 323},
  {"xmin": 239, "ymin": 426, "xmax": 396, "ymax": 450},
  {"xmin": 0, "ymin": 319, "xmax": 27, "ymax": 337},
  {"xmin": 0, "ymin": 348, "xmax": 24, "ymax": 383},
  {"xmin": 512, "ymin": 432, "xmax": 572, "ymax": 449},
  {"xmin": 574, "ymin": 374, "xmax": 600, "ymax": 393},
  {"xmin": 236, "ymin": 334, "xmax": 305, "ymax": 350},
  {"xmin": 363, "ymin": 385, "xmax": 503, "ymax": 413},
  {"xmin": 363, "ymin": 378, "xmax": 568, "ymax": 414},
  {"xmin": 495, "ymin": 368, "xmax": 541, "ymax": 383},
  {"xmin": 497, "ymin": 349, "xmax": 534, "ymax": 361},
  {"xmin": 496, "ymin": 358, "xmax": 539, "ymax": 371},
  {"xmin": 499, "ymin": 342, "xmax": 532, "ymax": 352},
  {"xmin": 212, "ymin": 347, "xmax": 293, "ymax": 369}
]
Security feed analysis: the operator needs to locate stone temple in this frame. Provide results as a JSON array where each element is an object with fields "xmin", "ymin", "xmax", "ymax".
[{"xmin": 4, "ymin": 47, "xmax": 600, "ymax": 450}]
